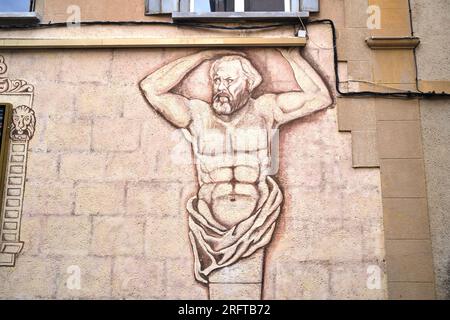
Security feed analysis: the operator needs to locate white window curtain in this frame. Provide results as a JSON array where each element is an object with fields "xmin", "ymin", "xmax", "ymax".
[{"xmin": 147, "ymin": 0, "xmax": 319, "ymax": 14}]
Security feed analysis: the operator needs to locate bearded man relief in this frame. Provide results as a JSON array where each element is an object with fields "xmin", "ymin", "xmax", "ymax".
[{"xmin": 140, "ymin": 48, "xmax": 332, "ymax": 298}]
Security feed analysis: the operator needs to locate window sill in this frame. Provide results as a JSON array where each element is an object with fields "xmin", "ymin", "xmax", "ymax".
[
  {"xmin": 0, "ymin": 12, "xmax": 41, "ymax": 25},
  {"xmin": 171, "ymin": 11, "xmax": 309, "ymax": 22}
]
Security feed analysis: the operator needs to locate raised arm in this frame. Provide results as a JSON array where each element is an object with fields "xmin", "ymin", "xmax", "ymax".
[
  {"xmin": 268, "ymin": 48, "xmax": 333, "ymax": 126},
  {"xmin": 139, "ymin": 51, "xmax": 210, "ymax": 128}
]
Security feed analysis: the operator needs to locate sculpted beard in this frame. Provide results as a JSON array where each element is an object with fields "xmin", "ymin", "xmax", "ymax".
[{"xmin": 212, "ymin": 86, "xmax": 250, "ymax": 115}]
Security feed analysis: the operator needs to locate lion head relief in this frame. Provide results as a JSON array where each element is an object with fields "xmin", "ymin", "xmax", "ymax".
[{"xmin": 10, "ymin": 105, "xmax": 36, "ymax": 141}]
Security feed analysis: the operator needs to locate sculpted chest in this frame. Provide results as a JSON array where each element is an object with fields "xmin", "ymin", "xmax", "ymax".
[{"xmin": 194, "ymin": 112, "xmax": 271, "ymax": 156}]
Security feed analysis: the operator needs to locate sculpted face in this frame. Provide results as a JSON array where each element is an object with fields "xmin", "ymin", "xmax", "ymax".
[
  {"xmin": 12, "ymin": 106, "xmax": 35, "ymax": 137},
  {"xmin": 211, "ymin": 60, "xmax": 251, "ymax": 115},
  {"xmin": 13, "ymin": 112, "xmax": 31, "ymax": 135}
]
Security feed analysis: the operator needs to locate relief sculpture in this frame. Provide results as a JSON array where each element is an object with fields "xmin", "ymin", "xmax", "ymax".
[
  {"xmin": 140, "ymin": 48, "xmax": 332, "ymax": 299},
  {"xmin": 10, "ymin": 105, "xmax": 36, "ymax": 142},
  {"xmin": 0, "ymin": 56, "xmax": 36, "ymax": 267}
]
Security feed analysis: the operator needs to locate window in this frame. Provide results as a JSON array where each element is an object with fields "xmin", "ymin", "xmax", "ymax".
[
  {"xmin": 0, "ymin": 104, "xmax": 12, "ymax": 262},
  {"xmin": 0, "ymin": 104, "xmax": 11, "ymax": 204},
  {"xmin": 191, "ymin": 0, "xmax": 289, "ymax": 12},
  {"xmin": 0, "ymin": 0, "xmax": 39, "ymax": 25},
  {"xmin": 0, "ymin": 0, "xmax": 34, "ymax": 12},
  {"xmin": 147, "ymin": 0, "xmax": 318, "ymax": 19}
]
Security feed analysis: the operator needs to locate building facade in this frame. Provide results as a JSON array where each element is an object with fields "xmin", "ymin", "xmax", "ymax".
[{"xmin": 0, "ymin": 0, "xmax": 448, "ymax": 300}]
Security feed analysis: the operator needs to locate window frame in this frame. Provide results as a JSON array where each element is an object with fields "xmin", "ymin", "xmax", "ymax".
[
  {"xmin": 0, "ymin": 0, "xmax": 40, "ymax": 25},
  {"xmin": 146, "ymin": 0, "xmax": 315, "ymax": 20},
  {"xmin": 0, "ymin": 54, "xmax": 36, "ymax": 267},
  {"xmin": 0, "ymin": 103, "xmax": 12, "ymax": 209}
]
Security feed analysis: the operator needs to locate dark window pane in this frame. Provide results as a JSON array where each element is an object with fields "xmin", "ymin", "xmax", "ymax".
[
  {"xmin": 0, "ymin": 105, "xmax": 5, "ymax": 151},
  {"xmin": 245, "ymin": 0, "xmax": 284, "ymax": 11},
  {"xmin": 0, "ymin": 0, "xmax": 32, "ymax": 12},
  {"xmin": 210, "ymin": 0, "xmax": 234, "ymax": 12}
]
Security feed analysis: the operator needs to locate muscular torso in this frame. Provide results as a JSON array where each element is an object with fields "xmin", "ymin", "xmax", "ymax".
[{"xmin": 188, "ymin": 99, "xmax": 275, "ymax": 227}]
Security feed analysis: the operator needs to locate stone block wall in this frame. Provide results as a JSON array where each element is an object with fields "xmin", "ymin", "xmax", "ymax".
[{"xmin": 0, "ymin": 25, "xmax": 386, "ymax": 298}]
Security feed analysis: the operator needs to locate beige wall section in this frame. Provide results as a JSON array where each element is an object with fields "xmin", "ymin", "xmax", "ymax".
[
  {"xmin": 37, "ymin": 0, "xmax": 157, "ymax": 23},
  {"xmin": 336, "ymin": 0, "xmax": 438, "ymax": 299},
  {"xmin": 0, "ymin": 22, "xmax": 387, "ymax": 298},
  {"xmin": 410, "ymin": 0, "xmax": 450, "ymax": 300}
]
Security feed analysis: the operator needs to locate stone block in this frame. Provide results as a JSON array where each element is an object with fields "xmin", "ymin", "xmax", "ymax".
[
  {"xmin": 19, "ymin": 216, "xmax": 42, "ymax": 255},
  {"xmin": 23, "ymin": 181, "xmax": 74, "ymax": 216},
  {"xmin": 380, "ymin": 159, "xmax": 427, "ymax": 197},
  {"xmin": 145, "ymin": 216, "xmax": 191, "ymax": 259},
  {"xmin": 209, "ymin": 283, "xmax": 262, "ymax": 300},
  {"xmin": 383, "ymin": 198, "xmax": 430, "ymax": 240},
  {"xmin": 75, "ymin": 182, "xmax": 125, "ymax": 215},
  {"xmin": 60, "ymin": 153, "xmax": 107, "ymax": 180},
  {"xmin": 26, "ymin": 152, "xmax": 59, "ymax": 181},
  {"xmin": 337, "ymin": 98, "xmax": 376, "ymax": 132},
  {"xmin": 42, "ymin": 216, "xmax": 91, "ymax": 255},
  {"xmin": 348, "ymin": 60, "xmax": 373, "ymax": 81},
  {"xmin": 351, "ymin": 130, "xmax": 380, "ymax": 167},
  {"xmin": 330, "ymin": 263, "xmax": 387, "ymax": 299},
  {"xmin": 104, "ymin": 152, "xmax": 154, "ymax": 181},
  {"xmin": 344, "ymin": 0, "xmax": 369, "ymax": 28},
  {"xmin": 368, "ymin": 0, "xmax": 409, "ymax": 9},
  {"xmin": 76, "ymin": 84, "xmax": 124, "ymax": 118},
  {"xmin": 388, "ymin": 282, "xmax": 435, "ymax": 300},
  {"xmin": 377, "ymin": 121, "xmax": 423, "ymax": 159},
  {"xmin": 165, "ymin": 258, "xmax": 208, "ymax": 300},
  {"xmin": 56, "ymin": 257, "xmax": 112, "ymax": 299},
  {"xmin": 372, "ymin": 50, "xmax": 416, "ymax": 84},
  {"xmin": 317, "ymin": 0, "xmax": 345, "ymax": 28},
  {"xmin": 274, "ymin": 262, "xmax": 330, "ymax": 299},
  {"xmin": 92, "ymin": 118, "xmax": 141, "ymax": 152},
  {"xmin": 112, "ymin": 256, "xmax": 165, "ymax": 299},
  {"xmin": 58, "ymin": 50, "xmax": 113, "ymax": 84},
  {"xmin": 369, "ymin": 8, "xmax": 411, "ymax": 37},
  {"xmin": 337, "ymin": 28, "xmax": 371, "ymax": 61},
  {"xmin": 90, "ymin": 217, "xmax": 145, "ymax": 256},
  {"xmin": 126, "ymin": 182, "xmax": 181, "ymax": 216},
  {"xmin": 46, "ymin": 118, "xmax": 91, "ymax": 152},
  {"xmin": 32, "ymin": 81, "xmax": 76, "ymax": 119},
  {"xmin": 0, "ymin": 256, "xmax": 57, "ymax": 298},
  {"xmin": 375, "ymin": 99, "xmax": 420, "ymax": 121},
  {"xmin": 385, "ymin": 240, "xmax": 434, "ymax": 282}
]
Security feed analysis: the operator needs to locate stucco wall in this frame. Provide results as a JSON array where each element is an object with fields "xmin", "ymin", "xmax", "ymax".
[
  {"xmin": 0, "ymin": 23, "xmax": 386, "ymax": 299},
  {"xmin": 411, "ymin": 0, "xmax": 450, "ymax": 81},
  {"xmin": 411, "ymin": 0, "xmax": 450, "ymax": 299},
  {"xmin": 420, "ymin": 99, "xmax": 450, "ymax": 300}
]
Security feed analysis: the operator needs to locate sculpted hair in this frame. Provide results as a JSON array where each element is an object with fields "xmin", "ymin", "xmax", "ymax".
[{"xmin": 210, "ymin": 55, "xmax": 263, "ymax": 92}]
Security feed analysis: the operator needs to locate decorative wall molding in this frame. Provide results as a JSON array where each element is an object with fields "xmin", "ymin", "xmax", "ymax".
[
  {"xmin": 0, "ymin": 56, "xmax": 35, "ymax": 267},
  {"xmin": 418, "ymin": 80, "xmax": 450, "ymax": 94},
  {"xmin": 0, "ymin": 79, "xmax": 34, "ymax": 94},
  {"xmin": 0, "ymin": 37, "xmax": 307, "ymax": 49},
  {"xmin": 366, "ymin": 37, "xmax": 421, "ymax": 50}
]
